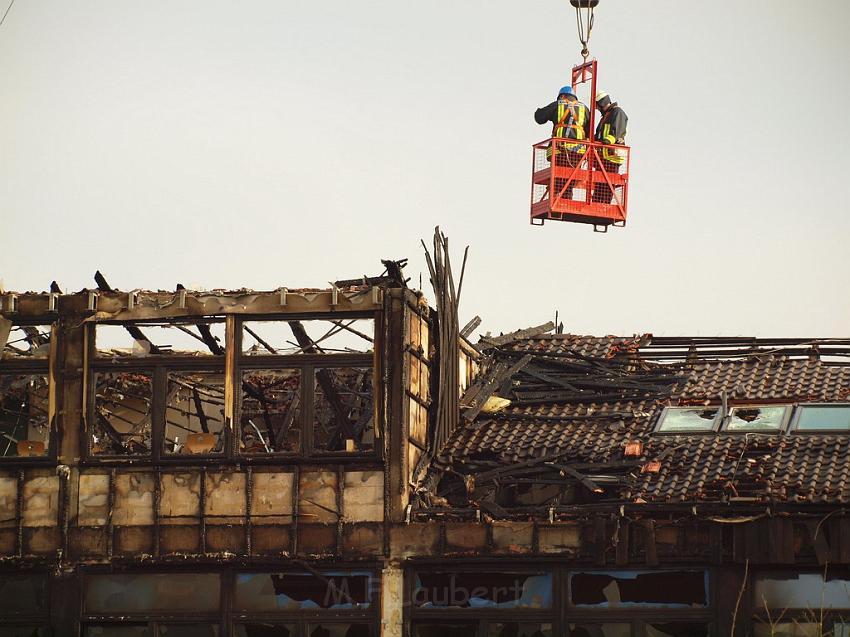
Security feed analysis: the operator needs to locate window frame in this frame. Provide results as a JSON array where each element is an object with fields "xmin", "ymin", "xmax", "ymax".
[
  {"xmin": 237, "ymin": 356, "xmax": 376, "ymax": 459},
  {"xmin": 790, "ymin": 403, "xmax": 850, "ymax": 435},
  {"xmin": 79, "ymin": 566, "xmax": 383, "ymax": 637},
  {"xmin": 407, "ymin": 566, "xmax": 559, "ymax": 636},
  {"xmin": 83, "ymin": 311, "xmax": 382, "ymax": 465},
  {"xmin": 405, "ymin": 564, "xmax": 716, "ymax": 637},
  {"xmin": 0, "ymin": 358, "xmax": 56, "ymax": 465},
  {"xmin": 750, "ymin": 569, "xmax": 850, "ymax": 635},
  {"xmin": 719, "ymin": 404, "xmax": 793, "ymax": 434},
  {"xmin": 653, "ymin": 405, "xmax": 722, "ymax": 435},
  {"xmin": 229, "ymin": 568, "xmax": 382, "ymax": 633},
  {"xmin": 86, "ymin": 356, "xmax": 226, "ymax": 465}
]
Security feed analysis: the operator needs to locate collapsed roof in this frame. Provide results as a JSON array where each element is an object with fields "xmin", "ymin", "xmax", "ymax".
[{"xmin": 417, "ymin": 330, "xmax": 850, "ymax": 517}]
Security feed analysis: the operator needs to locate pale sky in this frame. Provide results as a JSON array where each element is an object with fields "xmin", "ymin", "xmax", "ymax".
[{"xmin": 2, "ymin": 0, "xmax": 848, "ymax": 338}]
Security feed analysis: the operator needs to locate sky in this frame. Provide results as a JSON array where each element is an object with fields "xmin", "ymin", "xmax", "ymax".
[{"xmin": 1, "ymin": 0, "xmax": 849, "ymax": 339}]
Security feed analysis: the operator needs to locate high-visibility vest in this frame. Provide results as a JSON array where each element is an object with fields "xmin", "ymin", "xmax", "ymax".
[
  {"xmin": 596, "ymin": 108, "xmax": 627, "ymax": 165},
  {"xmin": 547, "ymin": 100, "xmax": 588, "ymax": 160}
]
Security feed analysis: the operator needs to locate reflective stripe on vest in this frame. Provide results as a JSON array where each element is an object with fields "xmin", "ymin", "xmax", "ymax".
[
  {"xmin": 550, "ymin": 101, "xmax": 587, "ymax": 157},
  {"xmin": 598, "ymin": 115, "xmax": 626, "ymax": 165}
]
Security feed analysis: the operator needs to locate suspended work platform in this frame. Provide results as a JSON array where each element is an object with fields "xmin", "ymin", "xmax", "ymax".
[
  {"xmin": 530, "ymin": 139, "xmax": 630, "ymax": 231},
  {"xmin": 530, "ymin": 59, "xmax": 631, "ymax": 232}
]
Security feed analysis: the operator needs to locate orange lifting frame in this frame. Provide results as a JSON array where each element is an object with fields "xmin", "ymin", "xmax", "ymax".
[{"xmin": 530, "ymin": 60, "xmax": 631, "ymax": 232}]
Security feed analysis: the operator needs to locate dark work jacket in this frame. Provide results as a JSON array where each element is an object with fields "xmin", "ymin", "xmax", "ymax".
[{"xmin": 594, "ymin": 103, "xmax": 628, "ymax": 145}]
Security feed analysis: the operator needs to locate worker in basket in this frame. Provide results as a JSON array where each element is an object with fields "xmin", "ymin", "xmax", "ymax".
[
  {"xmin": 534, "ymin": 85, "xmax": 590, "ymax": 201},
  {"xmin": 592, "ymin": 90, "xmax": 628, "ymax": 204}
]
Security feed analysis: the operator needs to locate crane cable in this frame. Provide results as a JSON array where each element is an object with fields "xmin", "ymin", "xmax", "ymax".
[{"xmin": 574, "ymin": 1, "xmax": 595, "ymax": 61}]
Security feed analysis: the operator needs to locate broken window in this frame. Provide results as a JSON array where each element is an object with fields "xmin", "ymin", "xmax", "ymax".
[
  {"xmin": 163, "ymin": 371, "xmax": 226, "ymax": 455},
  {"xmin": 242, "ymin": 319, "xmax": 374, "ymax": 356},
  {"xmin": 754, "ymin": 573, "xmax": 850, "ymax": 610},
  {"xmin": 240, "ymin": 370, "xmax": 302, "ymax": 454},
  {"xmin": 1, "ymin": 325, "xmax": 51, "ymax": 360},
  {"xmin": 655, "ymin": 407, "xmax": 720, "ymax": 433},
  {"xmin": 413, "ymin": 571, "xmax": 553, "ymax": 609},
  {"xmin": 313, "ymin": 367, "xmax": 374, "ymax": 452},
  {"xmin": 91, "ymin": 371, "xmax": 154, "ymax": 456},
  {"xmin": 234, "ymin": 571, "xmax": 377, "ymax": 611},
  {"xmin": 95, "ymin": 320, "xmax": 226, "ymax": 357},
  {"xmin": 793, "ymin": 404, "xmax": 850, "ymax": 432},
  {"xmin": 83, "ymin": 573, "xmax": 220, "ymax": 612},
  {"xmin": 0, "ymin": 373, "xmax": 50, "ymax": 457},
  {"xmin": 724, "ymin": 405, "xmax": 790, "ymax": 432},
  {"xmin": 569, "ymin": 570, "xmax": 708, "ymax": 608}
]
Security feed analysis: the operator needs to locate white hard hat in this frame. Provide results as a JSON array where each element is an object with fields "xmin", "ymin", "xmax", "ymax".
[{"xmin": 595, "ymin": 91, "xmax": 609, "ymax": 103}]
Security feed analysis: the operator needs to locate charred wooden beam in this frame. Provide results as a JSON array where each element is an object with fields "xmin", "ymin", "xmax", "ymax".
[
  {"xmin": 94, "ymin": 271, "xmax": 164, "ymax": 354},
  {"xmin": 289, "ymin": 320, "xmax": 356, "ymax": 442}
]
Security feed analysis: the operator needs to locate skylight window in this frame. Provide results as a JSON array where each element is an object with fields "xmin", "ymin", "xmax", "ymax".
[
  {"xmin": 723, "ymin": 405, "xmax": 789, "ymax": 432},
  {"xmin": 792, "ymin": 404, "xmax": 850, "ymax": 432},
  {"xmin": 655, "ymin": 406, "xmax": 720, "ymax": 433}
]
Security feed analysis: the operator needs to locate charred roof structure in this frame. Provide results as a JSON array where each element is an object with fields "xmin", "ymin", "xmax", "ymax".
[{"xmin": 2, "ymin": 239, "xmax": 850, "ymax": 636}]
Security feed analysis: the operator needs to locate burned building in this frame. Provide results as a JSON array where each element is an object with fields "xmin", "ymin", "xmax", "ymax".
[{"xmin": 2, "ymin": 258, "xmax": 850, "ymax": 636}]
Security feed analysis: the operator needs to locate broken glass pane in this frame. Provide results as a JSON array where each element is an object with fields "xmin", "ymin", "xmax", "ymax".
[
  {"xmin": 413, "ymin": 624, "xmax": 478, "ymax": 637},
  {"xmin": 725, "ymin": 405, "xmax": 788, "ymax": 432},
  {"xmin": 234, "ymin": 571, "xmax": 376, "ymax": 611},
  {"xmin": 487, "ymin": 623, "xmax": 554, "ymax": 637},
  {"xmin": 795, "ymin": 405, "xmax": 850, "ymax": 431},
  {"xmin": 240, "ymin": 370, "xmax": 301, "ymax": 453},
  {"xmin": 307, "ymin": 624, "xmax": 375, "ymax": 637},
  {"xmin": 96, "ymin": 321, "xmax": 225, "ymax": 358},
  {"xmin": 755, "ymin": 573, "xmax": 850, "ymax": 609},
  {"xmin": 163, "ymin": 371, "xmax": 225, "ymax": 455},
  {"xmin": 2, "ymin": 325, "xmax": 51, "ymax": 359},
  {"xmin": 0, "ymin": 574, "xmax": 47, "ymax": 613},
  {"xmin": 656, "ymin": 407, "xmax": 719, "ymax": 433},
  {"xmin": 645, "ymin": 623, "xmax": 709, "ymax": 637},
  {"xmin": 570, "ymin": 570, "xmax": 707, "ymax": 608},
  {"xmin": 83, "ymin": 573, "xmax": 220, "ymax": 612},
  {"xmin": 752, "ymin": 623, "xmax": 820, "ymax": 637},
  {"xmin": 234, "ymin": 625, "xmax": 296, "ymax": 637},
  {"xmin": 313, "ymin": 367, "xmax": 374, "ymax": 452},
  {"xmin": 0, "ymin": 374, "xmax": 50, "ymax": 458},
  {"xmin": 91, "ymin": 371, "xmax": 153, "ymax": 456},
  {"xmin": 413, "ymin": 572, "xmax": 553, "ymax": 609},
  {"xmin": 567, "ymin": 625, "xmax": 630, "ymax": 637},
  {"xmin": 242, "ymin": 319, "xmax": 374, "ymax": 356}
]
